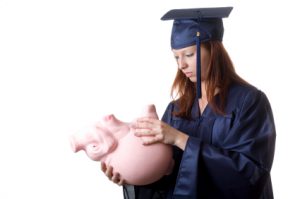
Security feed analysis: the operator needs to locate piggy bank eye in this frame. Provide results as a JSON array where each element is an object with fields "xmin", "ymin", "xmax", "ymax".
[{"xmin": 88, "ymin": 142, "xmax": 100, "ymax": 150}]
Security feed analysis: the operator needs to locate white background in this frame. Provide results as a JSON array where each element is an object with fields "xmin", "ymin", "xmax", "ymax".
[{"xmin": 0, "ymin": 0, "xmax": 299, "ymax": 198}]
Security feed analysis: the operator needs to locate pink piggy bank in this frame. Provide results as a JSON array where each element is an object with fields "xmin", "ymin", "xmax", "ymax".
[{"xmin": 70, "ymin": 104, "xmax": 173, "ymax": 185}]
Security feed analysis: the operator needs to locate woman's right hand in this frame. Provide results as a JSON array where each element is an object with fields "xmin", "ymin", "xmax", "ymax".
[{"xmin": 101, "ymin": 162, "xmax": 125, "ymax": 186}]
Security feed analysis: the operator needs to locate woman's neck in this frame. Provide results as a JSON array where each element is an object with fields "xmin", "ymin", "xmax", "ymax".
[
  {"xmin": 200, "ymin": 82, "xmax": 208, "ymax": 101},
  {"xmin": 200, "ymin": 81, "xmax": 220, "ymax": 100}
]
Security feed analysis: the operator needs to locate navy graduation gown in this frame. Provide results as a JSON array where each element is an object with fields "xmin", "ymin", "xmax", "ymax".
[{"xmin": 124, "ymin": 83, "xmax": 276, "ymax": 199}]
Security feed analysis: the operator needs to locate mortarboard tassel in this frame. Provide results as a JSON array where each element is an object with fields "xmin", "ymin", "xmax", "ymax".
[{"xmin": 196, "ymin": 31, "xmax": 202, "ymax": 99}]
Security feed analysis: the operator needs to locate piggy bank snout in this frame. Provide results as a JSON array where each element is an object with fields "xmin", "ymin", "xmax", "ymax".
[{"xmin": 70, "ymin": 135, "xmax": 82, "ymax": 153}]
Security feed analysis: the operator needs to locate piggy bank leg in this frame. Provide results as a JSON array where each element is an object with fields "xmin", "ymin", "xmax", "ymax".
[{"xmin": 141, "ymin": 104, "xmax": 159, "ymax": 119}]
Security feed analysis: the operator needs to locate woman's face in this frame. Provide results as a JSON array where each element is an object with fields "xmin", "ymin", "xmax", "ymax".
[{"xmin": 172, "ymin": 44, "xmax": 211, "ymax": 83}]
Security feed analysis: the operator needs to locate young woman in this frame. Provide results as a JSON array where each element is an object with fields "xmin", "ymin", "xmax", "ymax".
[{"xmin": 102, "ymin": 7, "xmax": 276, "ymax": 199}]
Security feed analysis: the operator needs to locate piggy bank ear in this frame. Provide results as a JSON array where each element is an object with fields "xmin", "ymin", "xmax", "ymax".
[{"xmin": 98, "ymin": 114, "xmax": 130, "ymax": 139}]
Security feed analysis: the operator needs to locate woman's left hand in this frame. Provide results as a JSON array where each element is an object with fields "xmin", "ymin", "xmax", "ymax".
[{"xmin": 132, "ymin": 117, "xmax": 188, "ymax": 150}]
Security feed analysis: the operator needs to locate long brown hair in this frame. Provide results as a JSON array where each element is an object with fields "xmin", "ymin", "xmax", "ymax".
[{"xmin": 171, "ymin": 41, "xmax": 248, "ymax": 118}]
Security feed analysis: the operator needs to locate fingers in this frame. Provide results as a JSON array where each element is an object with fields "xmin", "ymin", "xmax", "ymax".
[
  {"xmin": 141, "ymin": 134, "xmax": 163, "ymax": 145},
  {"xmin": 133, "ymin": 118, "xmax": 154, "ymax": 136},
  {"xmin": 110, "ymin": 172, "xmax": 124, "ymax": 186},
  {"xmin": 133, "ymin": 118, "xmax": 154, "ymax": 129},
  {"xmin": 101, "ymin": 162, "xmax": 124, "ymax": 186},
  {"xmin": 134, "ymin": 128, "xmax": 156, "ymax": 136},
  {"xmin": 136, "ymin": 117, "xmax": 156, "ymax": 123},
  {"xmin": 133, "ymin": 118, "xmax": 166, "ymax": 144},
  {"xmin": 101, "ymin": 162, "xmax": 107, "ymax": 172},
  {"xmin": 111, "ymin": 172, "xmax": 119, "ymax": 182},
  {"xmin": 111, "ymin": 172, "xmax": 122, "ymax": 184},
  {"xmin": 105, "ymin": 165, "xmax": 113, "ymax": 179},
  {"xmin": 117, "ymin": 178, "xmax": 125, "ymax": 186},
  {"xmin": 133, "ymin": 117, "xmax": 161, "ymax": 135}
]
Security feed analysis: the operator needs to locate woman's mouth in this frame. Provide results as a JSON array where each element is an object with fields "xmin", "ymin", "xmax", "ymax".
[{"xmin": 184, "ymin": 72, "xmax": 193, "ymax": 77}]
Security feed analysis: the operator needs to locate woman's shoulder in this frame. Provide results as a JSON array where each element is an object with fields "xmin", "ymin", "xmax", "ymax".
[
  {"xmin": 229, "ymin": 82, "xmax": 259, "ymax": 97},
  {"xmin": 227, "ymin": 82, "xmax": 269, "ymax": 112},
  {"xmin": 229, "ymin": 82, "xmax": 268, "ymax": 100}
]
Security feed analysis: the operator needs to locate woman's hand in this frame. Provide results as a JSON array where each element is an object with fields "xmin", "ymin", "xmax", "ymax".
[
  {"xmin": 133, "ymin": 117, "xmax": 189, "ymax": 150},
  {"xmin": 101, "ymin": 162, "xmax": 124, "ymax": 186}
]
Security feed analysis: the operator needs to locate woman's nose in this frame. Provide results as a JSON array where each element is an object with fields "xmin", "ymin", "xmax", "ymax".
[{"xmin": 178, "ymin": 59, "xmax": 188, "ymax": 70}]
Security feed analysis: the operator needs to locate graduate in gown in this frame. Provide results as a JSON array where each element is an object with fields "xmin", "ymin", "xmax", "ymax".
[{"xmin": 103, "ymin": 7, "xmax": 276, "ymax": 199}]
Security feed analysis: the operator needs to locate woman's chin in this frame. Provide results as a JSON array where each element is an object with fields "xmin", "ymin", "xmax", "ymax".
[{"xmin": 189, "ymin": 77, "xmax": 197, "ymax": 82}]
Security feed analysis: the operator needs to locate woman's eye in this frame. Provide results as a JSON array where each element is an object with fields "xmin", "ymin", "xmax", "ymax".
[
  {"xmin": 174, "ymin": 56, "xmax": 179, "ymax": 60},
  {"xmin": 186, "ymin": 53, "xmax": 194, "ymax": 57}
]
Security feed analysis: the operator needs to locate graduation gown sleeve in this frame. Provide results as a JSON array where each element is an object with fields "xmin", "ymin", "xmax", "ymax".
[{"xmin": 172, "ymin": 89, "xmax": 276, "ymax": 199}]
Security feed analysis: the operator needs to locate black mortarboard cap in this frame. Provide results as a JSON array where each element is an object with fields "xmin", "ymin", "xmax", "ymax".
[{"xmin": 161, "ymin": 7, "xmax": 233, "ymax": 99}]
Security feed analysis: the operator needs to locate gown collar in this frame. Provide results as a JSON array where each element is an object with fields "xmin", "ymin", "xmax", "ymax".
[{"xmin": 190, "ymin": 95, "xmax": 220, "ymax": 119}]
